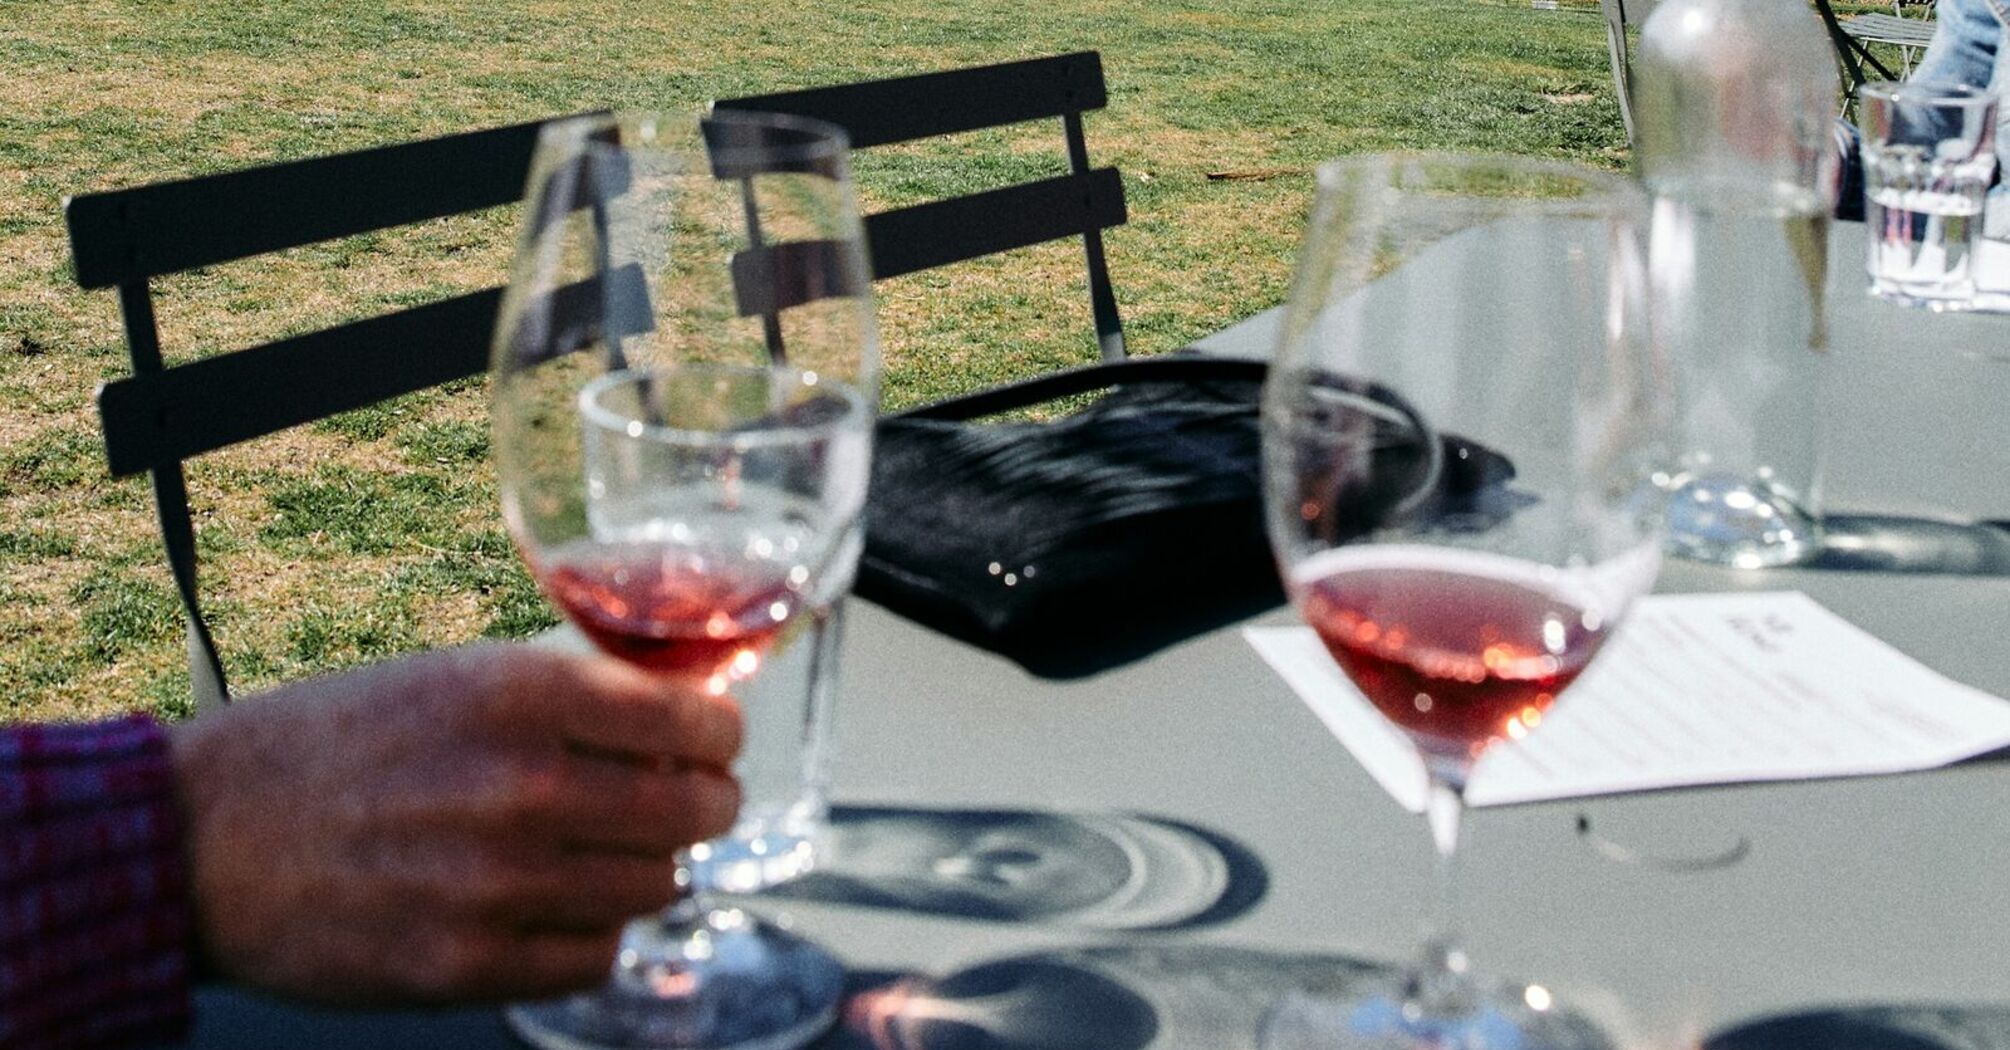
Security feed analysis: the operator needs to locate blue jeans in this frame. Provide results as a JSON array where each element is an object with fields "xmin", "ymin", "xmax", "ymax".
[{"xmin": 1914, "ymin": 0, "xmax": 2010, "ymax": 91}]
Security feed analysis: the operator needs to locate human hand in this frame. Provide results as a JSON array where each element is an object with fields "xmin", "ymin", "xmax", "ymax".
[{"xmin": 166, "ymin": 644, "xmax": 742, "ymax": 1005}]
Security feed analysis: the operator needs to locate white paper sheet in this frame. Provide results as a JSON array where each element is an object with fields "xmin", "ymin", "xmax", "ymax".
[{"xmin": 1247, "ymin": 591, "xmax": 2010, "ymax": 812}]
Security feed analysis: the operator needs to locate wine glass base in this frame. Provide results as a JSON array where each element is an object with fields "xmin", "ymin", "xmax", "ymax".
[
  {"xmin": 506, "ymin": 908, "xmax": 844, "ymax": 1050},
  {"xmin": 1259, "ymin": 978, "xmax": 1616, "ymax": 1050},
  {"xmin": 1661, "ymin": 471, "xmax": 1820, "ymax": 569}
]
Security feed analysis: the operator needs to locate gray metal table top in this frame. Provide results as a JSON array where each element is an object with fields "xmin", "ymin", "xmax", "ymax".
[{"xmin": 181, "ymin": 221, "xmax": 2010, "ymax": 1049}]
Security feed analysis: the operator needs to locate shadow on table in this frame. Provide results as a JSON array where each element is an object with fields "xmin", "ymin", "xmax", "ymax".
[
  {"xmin": 185, "ymin": 948, "xmax": 1380, "ymax": 1050},
  {"xmin": 761, "ymin": 806, "xmax": 1267, "ymax": 931},
  {"xmin": 814, "ymin": 944, "xmax": 1616, "ymax": 1050},
  {"xmin": 184, "ymin": 988, "xmax": 512, "ymax": 1049},
  {"xmin": 815, "ymin": 945, "xmax": 1381, "ymax": 1050},
  {"xmin": 184, "ymin": 973, "xmax": 925, "ymax": 1050},
  {"xmin": 177, "ymin": 959, "xmax": 2010, "ymax": 1050},
  {"xmin": 1809, "ymin": 515, "xmax": 2010, "ymax": 575},
  {"xmin": 1707, "ymin": 1004, "xmax": 2010, "ymax": 1050}
]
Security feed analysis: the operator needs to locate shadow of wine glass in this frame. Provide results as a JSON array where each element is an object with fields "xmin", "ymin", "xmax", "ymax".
[
  {"xmin": 1807, "ymin": 514, "xmax": 2010, "ymax": 575},
  {"xmin": 821, "ymin": 959, "xmax": 1160, "ymax": 1050},
  {"xmin": 760, "ymin": 806, "xmax": 1267, "ymax": 931},
  {"xmin": 1572, "ymin": 804, "xmax": 1754, "ymax": 873},
  {"xmin": 816, "ymin": 944, "xmax": 1617, "ymax": 1050},
  {"xmin": 814, "ymin": 945, "xmax": 1386, "ymax": 1050},
  {"xmin": 1706, "ymin": 1004, "xmax": 2010, "ymax": 1050}
]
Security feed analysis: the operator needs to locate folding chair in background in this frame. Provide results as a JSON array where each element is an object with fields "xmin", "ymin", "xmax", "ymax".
[
  {"xmin": 1602, "ymin": 0, "xmax": 1663, "ymax": 145},
  {"xmin": 64, "ymin": 119, "xmax": 563, "ymax": 710},
  {"xmin": 721, "ymin": 50, "xmax": 1131, "ymax": 365}
]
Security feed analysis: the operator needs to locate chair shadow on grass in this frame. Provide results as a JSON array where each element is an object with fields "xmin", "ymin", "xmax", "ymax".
[{"xmin": 758, "ymin": 805, "xmax": 1267, "ymax": 932}]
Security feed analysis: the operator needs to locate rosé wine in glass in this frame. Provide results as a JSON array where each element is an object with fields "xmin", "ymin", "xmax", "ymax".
[{"xmin": 1259, "ymin": 154, "xmax": 1664, "ymax": 1050}]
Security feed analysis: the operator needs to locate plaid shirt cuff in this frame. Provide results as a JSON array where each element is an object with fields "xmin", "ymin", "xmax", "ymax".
[{"xmin": 0, "ymin": 714, "xmax": 193, "ymax": 1049}]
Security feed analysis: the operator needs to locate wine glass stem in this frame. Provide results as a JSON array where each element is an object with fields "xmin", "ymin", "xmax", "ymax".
[
  {"xmin": 1410, "ymin": 776, "xmax": 1475, "ymax": 1015},
  {"xmin": 659, "ymin": 885, "xmax": 707, "ymax": 928}
]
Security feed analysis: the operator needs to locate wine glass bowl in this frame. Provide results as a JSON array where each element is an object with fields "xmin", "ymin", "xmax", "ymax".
[
  {"xmin": 490, "ymin": 110, "xmax": 876, "ymax": 1050},
  {"xmin": 1292, "ymin": 546, "xmax": 1620, "ymax": 776},
  {"xmin": 1260, "ymin": 154, "xmax": 1663, "ymax": 1050},
  {"xmin": 554, "ymin": 366, "xmax": 869, "ymax": 690}
]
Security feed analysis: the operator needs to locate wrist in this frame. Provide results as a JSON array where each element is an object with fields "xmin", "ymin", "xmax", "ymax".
[{"xmin": 164, "ymin": 715, "xmax": 229, "ymax": 985}]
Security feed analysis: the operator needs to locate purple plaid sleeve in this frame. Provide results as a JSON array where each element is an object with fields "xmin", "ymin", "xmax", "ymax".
[{"xmin": 0, "ymin": 714, "xmax": 193, "ymax": 1049}]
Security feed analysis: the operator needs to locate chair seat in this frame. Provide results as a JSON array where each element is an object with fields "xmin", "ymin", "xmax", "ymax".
[{"xmin": 1840, "ymin": 12, "xmax": 1936, "ymax": 48}]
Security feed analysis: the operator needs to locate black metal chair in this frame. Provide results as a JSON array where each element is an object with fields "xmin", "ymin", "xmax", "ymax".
[
  {"xmin": 66, "ymin": 53, "xmax": 1128, "ymax": 708},
  {"xmin": 64, "ymin": 117, "xmax": 566, "ymax": 709},
  {"xmin": 720, "ymin": 50, "xmax": 1130, "ymax": 362},
  {"xmin": 1600, "ymin": 0, "xmax": 1662, "ymax": 145},
  {"xmin": 1816, "ymin": 0, "xmax": 1936, "ymax": 104}
]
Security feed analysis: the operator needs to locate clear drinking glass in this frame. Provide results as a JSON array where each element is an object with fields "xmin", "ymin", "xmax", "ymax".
[
  {"xmin": 1860, "ymin": 81, "xmax": 2000, "ymax": 309},
  {"xmin": 1259, "ymin": 154, "xmax": 1665, "ymax": 1050},
  {"xmin": 490, "ymin": 110, "xmax": 878, "ymax": 1050}
]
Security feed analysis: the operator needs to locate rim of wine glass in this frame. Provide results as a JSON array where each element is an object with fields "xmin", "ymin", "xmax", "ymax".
[
  {"xmin": 1859, "ymin": 79, "xmax": 1998, "ymax": 109},
  {"xmin": 578, "ymin": 364, "xmax": 871, "ymax": 449},
  {"xmin": 548, "ymin": 107, "xmax": 855, "ymax": 168},
  {"xmin": 1312, "ymin": 151, "xmax": 1647, "ymax": 218},
  {"xmin": 702, "ymin": 106, "xmax": 854, "ymax": 163}
]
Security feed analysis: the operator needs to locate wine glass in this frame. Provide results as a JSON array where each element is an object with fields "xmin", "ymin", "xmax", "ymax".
[
  {"xmin": 1259, "ymin": 154, "xmax": 1666, "ymax": 1050},
  {"xmin": 489, "ymin": 110, "xmax": 878, "ymax": 1050}
]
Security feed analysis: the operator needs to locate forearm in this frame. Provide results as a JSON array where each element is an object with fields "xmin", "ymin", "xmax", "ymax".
[{"xmin": 0, "ymin": 715, "xmax": 193, "ymax": 1049}]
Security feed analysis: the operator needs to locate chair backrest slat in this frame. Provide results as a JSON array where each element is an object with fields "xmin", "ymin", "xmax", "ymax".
[
  {"xmin": 97, "ymin": 287, "xmax": 501, "ymax": 477},
  {"xmin": 864, "ymin": 168, "xmax": 1126, "ymax": 281},
  {"xmin": 67, "ymin": 117, "xmax": 576, "ymax": 708},
  {"xmin": 100, "ymin": 259, "xmax": 657, "ymax": 477},
  {"xmin": 721, "ymin": 52, "xmax": 1107, "ymax": 150},
  {"xmin": 66, "ymin": 117, "xmax": 558, "ymax": 288},
  {"xmin": 717, "ymin": 51, "xmax": 1127, "ymax": 360}
]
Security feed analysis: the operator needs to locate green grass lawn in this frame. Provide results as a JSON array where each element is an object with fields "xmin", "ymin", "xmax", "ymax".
[{"xmin": 2, "ymin": 0, "xmax": 1640, "ymax": 721}]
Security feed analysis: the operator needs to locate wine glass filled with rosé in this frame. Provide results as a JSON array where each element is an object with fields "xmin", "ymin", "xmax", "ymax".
[
  {"xmin": 1259, "ymin": 154, "xmax": 1666, "ymax": 1050},
  {"xmin": 489, "ymin": 110, "xmax": 877, "ymax": 1050}
]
